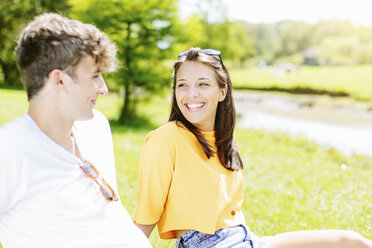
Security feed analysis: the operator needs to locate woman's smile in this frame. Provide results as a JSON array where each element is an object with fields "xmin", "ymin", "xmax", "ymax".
[{"xmin": 185, "ymin": 102, "xmax": 205, "ymax": 111}]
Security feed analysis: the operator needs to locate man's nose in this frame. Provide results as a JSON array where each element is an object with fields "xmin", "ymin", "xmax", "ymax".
[{"xmin": 97, "ymin": 76, "xmax": 108, "ymax": 95}]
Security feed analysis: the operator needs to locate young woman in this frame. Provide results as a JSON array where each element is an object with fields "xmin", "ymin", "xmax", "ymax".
[{"xmin": 133, "ymin": 47, "xmax": 372, "ymax": 248}]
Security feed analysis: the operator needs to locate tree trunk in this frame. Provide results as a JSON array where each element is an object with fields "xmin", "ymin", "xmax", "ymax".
[
  {"xmin": 119, "ymin": 81, "xmax": 131, "ymax": 123},
  {"xmin": 118, "ymin": 22, "xmax": 132, "ymax": 124}
]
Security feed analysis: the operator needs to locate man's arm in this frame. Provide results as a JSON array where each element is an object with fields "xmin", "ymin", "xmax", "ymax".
[{"xmin": 0, "ymin": 132, "xmax": 25, "ymax": 215}]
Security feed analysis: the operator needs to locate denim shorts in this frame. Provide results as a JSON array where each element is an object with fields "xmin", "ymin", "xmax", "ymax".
[{"xmin": 175, "ymin": 224, "xmax": 272, "ymax": 248}]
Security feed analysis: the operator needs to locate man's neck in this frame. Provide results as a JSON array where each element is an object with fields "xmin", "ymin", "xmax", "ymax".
[{"xmin": 28, "ymin": 100, "xmax": 75, "ymax": 153}]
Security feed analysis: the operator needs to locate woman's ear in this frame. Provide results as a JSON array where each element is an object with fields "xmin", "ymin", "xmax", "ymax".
[{"xmin": 219, "ymin": 86, "xmax": 227, "ymax": 102}]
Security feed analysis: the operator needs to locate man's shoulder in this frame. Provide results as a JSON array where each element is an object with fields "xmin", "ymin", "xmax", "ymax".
[
  {"xmin": 0, "ymin": 117, "xmax": 27, "ymax": 154},
  {"xmin": 0, "ymin": 114, "xmax": 29, "ymax": 140}
]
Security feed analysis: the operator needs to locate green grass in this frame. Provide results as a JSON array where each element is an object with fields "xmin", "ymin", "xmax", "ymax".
[
  {"xmin": 0, "ymin": 89, "xmax": 28, "ymax": 124},
  {"xmin": 0, "ymin": 89, "xmax": 371, "ymax": 247},
  {"xmin": 236, "ymin": 130, "xmax": 372, "ymax": 238},
  {"xmin": 230, "ymin": 65, "xmax": 372, "ymax": 101}
]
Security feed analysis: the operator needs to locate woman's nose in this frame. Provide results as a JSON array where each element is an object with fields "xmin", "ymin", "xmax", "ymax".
[{"xmin": 188, "ymin": 85, "xmax": 199, "ymax": 97}]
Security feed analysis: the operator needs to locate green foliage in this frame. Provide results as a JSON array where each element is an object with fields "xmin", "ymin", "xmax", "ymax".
[
  {"xmin": 240, "ymin": 19, "xmax": 372, "ymax": 65},
  {"xmin": 318, "ymin": 36, "xmax": 360, "ymax": 65},
  {"xmin": 212, "ymin": 21, "xmax": 257, "ymax": 65},
  {"xmin": 243, "ymin": 23, "xmax": 282, "ymax": 64},
  {"xmin": 174, "ymin": 0, "xmax": 256, "ymax": 64},
  {"xmin": 312, "ymin": 19, "xmax": 355, "ymax": 44},
  {"xmin": 174, "ymin": 14, "xmax": 205, "ymax": 51},
  {"xmin": 70, "ymin": 0, "xmax": 179, "ymax": 123},
  {"xmin": 274, "ymin": 21, "xmax": 314, "ymax": 62},
  {"xmin": 177, "ymin": 11, "xmax": 257, "ymax": 64},
  {"xmin": 0, "ymin": 0, "xmax": 70, "ymax": 87}
]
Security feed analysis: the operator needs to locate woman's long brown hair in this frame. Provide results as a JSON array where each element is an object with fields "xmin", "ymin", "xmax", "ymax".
[{"xmin": 169, "ymin": 48, "xmax": 243, "ymax": 171}]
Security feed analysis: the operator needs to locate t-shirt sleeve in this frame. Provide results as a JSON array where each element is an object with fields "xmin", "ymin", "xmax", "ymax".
[
  {"xmin": 134, "ymin": 128, "xmax": 175, "ymax": 225},
  {"xmin": 0, "ymin": 132, "xmax": 26, "ymax": 215}
]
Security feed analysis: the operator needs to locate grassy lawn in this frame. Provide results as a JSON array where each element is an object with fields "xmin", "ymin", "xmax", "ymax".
[
  {"xmin": 230, "ymin": 65, "xmax": 372, "ymax": 101},
  {"xmin": 0, "ymin": 88, "xmax": 371, "ymax": 247}
]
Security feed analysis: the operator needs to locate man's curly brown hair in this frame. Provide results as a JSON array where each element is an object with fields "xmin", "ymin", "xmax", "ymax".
[{"xmin": 16, "ymin": 13, "xmax": 118, "ymax": 100}]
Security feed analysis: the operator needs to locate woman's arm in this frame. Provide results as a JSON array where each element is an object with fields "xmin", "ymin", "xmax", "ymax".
[
  {"xmin": 135, "ymin": 222, "xmax": 156, "ymax": 238},
  {"xmin": 269, "ymin": 230, "xmax": 372, "ymax": 248},
  {"xmin": 134, "ymin": 127, "xmax": 175, "ymax": 238}
]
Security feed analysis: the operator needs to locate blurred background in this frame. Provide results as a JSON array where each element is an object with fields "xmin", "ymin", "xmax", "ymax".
[
  {"xmin": 2, "ymin": 0, "xmax": 372, "ymax": 121},
  {"xmin": 0, "ymin": 1, "xmax": 371, "ymax": 246}
]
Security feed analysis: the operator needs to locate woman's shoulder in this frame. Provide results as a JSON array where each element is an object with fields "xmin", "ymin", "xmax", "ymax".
[
  {"xmin": 141, "ymin": 121, "xmax": 186, "ymax": 152},
  {"xmin": 147, "ymin": 121, "xmax": 187, "ymax": 139}
]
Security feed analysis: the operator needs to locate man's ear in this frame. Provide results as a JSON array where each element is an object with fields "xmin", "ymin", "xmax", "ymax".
[
  {"xmin": 219, "ymin": 86, "xmax": 227, "ymax": 102},
  {"xmin": 48, "ymin": 69, "xmax": 65, "ymax": 90}
]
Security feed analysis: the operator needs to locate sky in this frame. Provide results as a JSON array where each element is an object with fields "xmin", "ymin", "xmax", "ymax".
[{"xmin": 178, "ymin": 0, "xmax": 372, "ymax": 26}]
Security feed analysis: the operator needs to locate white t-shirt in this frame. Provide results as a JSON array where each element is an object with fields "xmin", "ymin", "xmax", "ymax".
[{"xmin": 0, "ymin": 111, "xmax": 151, "ymax": 248}]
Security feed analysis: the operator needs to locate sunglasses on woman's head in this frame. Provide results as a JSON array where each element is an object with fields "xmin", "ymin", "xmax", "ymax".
[
  {"xmin": 178, "ymin": 48, "xmax": 225, "ymax": 68},
  {"xmin": 178, "ymin": 48, "xmax": 221, "ymax": 58},
  {"xmin": 79, "ymin": 160, "xmax": 118, "ymax": 201}
]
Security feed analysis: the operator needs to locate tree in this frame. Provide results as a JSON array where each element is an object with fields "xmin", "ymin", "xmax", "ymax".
[
  {"xmin": 212, "ymin": 21, "xmax": 256, "ymax": 66},
  {"xmin": 176, "ymin": 0, "xmax": 256, "ymax": 65},
  {"xmin": 244, "ymin": 23, "xmax": 281, "ymax": 64},
  {"xmin": 0, "ymin": 0, "xmax": 69, "ymax": 87},
  {"xmin": 312, "ymin": 19, "xmax": 355, "ymax": 44},
  {"xmin": 317, "ymin": 36, "xmax": 360, "ymax": 65},
  {"xmin": 71, "ymin": 0, "xmax": 179, "ymax": 123},
  {"xmin": 275, "ymin": 20, "xmax": 314, "ymax": 60}
]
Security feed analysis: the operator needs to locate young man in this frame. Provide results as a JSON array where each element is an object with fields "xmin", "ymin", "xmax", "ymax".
[{"xmin": 0, "ymin": 13, "xmax": 151, "ymax": 248}]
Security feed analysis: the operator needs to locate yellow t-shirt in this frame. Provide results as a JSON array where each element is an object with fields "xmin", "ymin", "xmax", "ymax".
[{"xmin": 134, "ymin": 121, "xmax": 245, "ymax": 239}]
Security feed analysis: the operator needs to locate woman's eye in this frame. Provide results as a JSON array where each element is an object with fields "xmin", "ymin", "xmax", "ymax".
[
  {"xmin": 200, "ymin": 82, "xmax": 209, "ymax": 86},
  {"xmin": 177, "ymin": 83, "xmax": 186, "ymax": 88}
]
